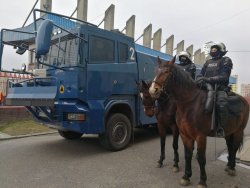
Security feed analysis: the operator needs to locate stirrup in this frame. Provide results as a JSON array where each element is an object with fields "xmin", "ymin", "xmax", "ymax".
[{"xmin": 216, "ymin": 127, "xmax": 225, "ymax": 137}]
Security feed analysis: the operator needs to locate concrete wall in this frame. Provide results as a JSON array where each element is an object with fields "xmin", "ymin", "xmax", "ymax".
[{"xmin": 0, "ymin": 107, "xmax": 32, "ymax": 126}]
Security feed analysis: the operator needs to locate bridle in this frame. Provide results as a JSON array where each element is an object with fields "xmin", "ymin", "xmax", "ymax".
[
  {"xmin": 142, "ymin": 93, "xmax": 156, "ymax": 109},
  {"xmin": 152, "ymin": 71, "xmax": 173, "ymax": 98},
  {"xmin": 153, "ymin": 69, "xmax": 200, "ymax": 104},
  {"xmin": 144, "ymin": 105, "xmax": 155, "ymax": 111}
]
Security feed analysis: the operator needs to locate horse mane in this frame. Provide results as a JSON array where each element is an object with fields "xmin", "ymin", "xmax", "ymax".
[{"xmin": 170, "ymin": 64, "xmax": 196, "ymax": 89}]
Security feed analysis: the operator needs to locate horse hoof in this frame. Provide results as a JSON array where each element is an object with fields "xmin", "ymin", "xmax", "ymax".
[
  {"xmin": 225, "ymin": 166, "xmax": 236, "ymax": 176},
  {"xmin": 157, "ymin": 163, "xmax": 163, "ymax": 168},
  {"xmin": 224, "ymin": 166, "xmax": 230, "ymax": 172},
  {"xmin": 197, "ymin": 184, "xmax": 207, "ymax": 188},
  {"xmin": 172, "ymin": 166, "xmax": 179, "ymax": 173},
  {"xmin": 179, "ymin": 178, "xmax": 190, "ymax": 186},
  {"xmin": 227, "ymin": 169, "xmax": 236, "ymax": 176}
]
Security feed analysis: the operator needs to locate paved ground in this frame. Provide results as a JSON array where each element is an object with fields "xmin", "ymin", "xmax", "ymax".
[
  {"xmin": 0, "ymin": 132, "xmax": 10, "ymax": 139},
  {"xmin": 0, "ymin": 113, "xmax": 249, "ymax": 188},
  {"xmin": 0, "ymin": 128, "xmax": 250, "ymax": 188}
]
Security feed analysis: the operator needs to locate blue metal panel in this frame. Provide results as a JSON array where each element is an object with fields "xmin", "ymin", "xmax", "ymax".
[
  {"xmin": 2, "ymin": 14, "xmax": 80, "ymax": 43},
  {"xmin": 135, "ymin": 44, "xmax": 172, "ymax": 60},
  {"xmin": 55, "ymin": 99, "xmax": 104, "ymax": 134},
  {"xmin": 7, "ymin": 86, "xmax": 57, "ymax": 99},
  {"xmin": 46, "ymin": 14, "xmax": 79, "ymax": 30},
  {"xmin": 87, "ymin": 63, "xmax": 137, "ymax": 100},
  {"xmin": 52, "ymin": 69, "xmax": 80, "ymax": 99}
]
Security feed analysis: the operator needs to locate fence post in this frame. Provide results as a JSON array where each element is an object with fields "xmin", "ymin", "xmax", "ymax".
[
  {"xmin": 176, "ymin": 40, "xmax": 184, "ymax": 55},
  {"xmin": 153, "ymin": 29, "xmax": 162, "ymax": 51},
  {"xmin": 143, "ymin": 24, "xmax": 152, "ymax": 48},
  {"xmin": 77, "ymin": 0, "xmax": 88, "ymax": 21},
  {"xmin": 200, "ymin": 51, "xmax": 205, "ymax": 65},
  {"xmin": 186, "ymin": 44, "xmax": 194, "ymax": 60},
  {"xmin": 104, "ymin": 4, "xmax": 115, "ymax": 30},
  {"xmin": 194, "ymin": 49, "xmax": 201, "ymax": 65},
  {"xmin": 165, "ymin": 35, "xmax": 174, "ymax": 55},
  {"xmin": 40, "ymin": 0, "xmax": 52, "ymax": 17},
  {"xmin": 125, "ymin": 15, "xmax": 135, "ymax": 38}
]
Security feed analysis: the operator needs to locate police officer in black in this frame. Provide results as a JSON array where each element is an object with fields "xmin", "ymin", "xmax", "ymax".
[
  {"xmin": 178, "ymin": 51, "xmax": 196, "ymax": 80},
  {"xmin": 196, "ymin": 42, "xmax": 233, "ymax": 137}
]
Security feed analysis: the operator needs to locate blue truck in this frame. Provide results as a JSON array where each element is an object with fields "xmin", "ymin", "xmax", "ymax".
[{"xmin": 0, "ymin": 10, "xmax": 173, "ymax": 150}]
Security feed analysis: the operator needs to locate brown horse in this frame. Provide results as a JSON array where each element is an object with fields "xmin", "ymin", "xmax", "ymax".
[
  {"xmin": 139, "ymin": 80, "xmax": 179, "ymax": 171},
  {"xmin": 149, "ymin": 57, "xmax": 249, "ymax": 188}
]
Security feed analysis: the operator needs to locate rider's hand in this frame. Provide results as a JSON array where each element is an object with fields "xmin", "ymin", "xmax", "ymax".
[
  {"xmin": 195, "ymin": 77, "xmax": 206, "ymax": 86},
  {"xmin": 196, "ymin": 77, "xmax": 211, "ymax": 83}
]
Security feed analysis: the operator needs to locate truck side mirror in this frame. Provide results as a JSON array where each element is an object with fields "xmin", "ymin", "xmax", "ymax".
[
  {"xmin": 16, "ymin": 43, "xmax": 29, "ymax": 55},
  {"xmin": 35, "ymin": 19, "xmax": 53, "ymax": 59}
]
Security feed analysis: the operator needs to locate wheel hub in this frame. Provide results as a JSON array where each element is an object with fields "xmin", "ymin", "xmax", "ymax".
[{"xmin": 112, "ymin": 122, "xmax": 127, "ymax": 144}]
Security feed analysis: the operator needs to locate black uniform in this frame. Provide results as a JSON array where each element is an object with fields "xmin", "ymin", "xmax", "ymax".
[
  {"xmin": 199, "ymin": 56, "xmax": 233, "ymax": 90},
  {"xmin": 178, "ymin": 62, "xmax": 196, "ymax": 80},
  {"xmin": 197, "ymin": 56, "xmax": 233, "ymax": 136}
]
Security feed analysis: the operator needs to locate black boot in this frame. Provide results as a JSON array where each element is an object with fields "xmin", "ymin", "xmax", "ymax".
[{"xmin": 217, "ymin": 105, "xmax": 228, "ymax": 137}]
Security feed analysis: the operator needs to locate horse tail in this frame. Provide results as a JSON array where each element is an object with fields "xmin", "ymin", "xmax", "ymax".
[
  {"xmin": 237, "ymin": 95, "xmax": 249, "ymax": 152},
  {"xmin": 239, "ymin": 95, "xmax": 249, "ymax": 127},
  {"xmin": 238, "ymin": 134, "xmax": 244, "ymax": 152}
]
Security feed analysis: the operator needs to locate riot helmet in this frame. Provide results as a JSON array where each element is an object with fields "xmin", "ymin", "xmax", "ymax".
[
  {"xmin": 209, "ymin": 42, "xmax": 227, "ymax": 58},
  {"xmin": 178, "ymin": 51, "xmax": 192, "ymax": 65}
]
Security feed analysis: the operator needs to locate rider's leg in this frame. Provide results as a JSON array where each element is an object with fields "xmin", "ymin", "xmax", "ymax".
[
  {"xmin": 204, "ymin": 83, "xmax": 215, "ymax": 113},
  {"xmin": 216, "ymin": 90, "xmax": 228, "ymax": 136}
]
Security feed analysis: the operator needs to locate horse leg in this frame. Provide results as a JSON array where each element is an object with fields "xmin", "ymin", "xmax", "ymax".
[
  {"xmin": 196, "ymin": 136, "xmax": 207, "ymax": 188},
  {"xmin": 172, "ymin": 125, "xmax": 179, "ymax": 172},
  {"xmin": 180, "ymin": 140, "xmax": 194, "ymax": 186},
  {"xmin": 157, "ymin": 124, "xmax": 166, "ymax": 168},
  {"xmin": 225, "ymin": 135, "xmax": 233, "ymax": 172},
  {"xmin": 225, "ymin": 132, "xmax": 244, "ymax": 176}
]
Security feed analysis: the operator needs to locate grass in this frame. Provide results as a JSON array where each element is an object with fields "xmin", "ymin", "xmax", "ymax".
[{"xmin": 0, "ymin": 120, "xmax": 53, "ymax": 136}]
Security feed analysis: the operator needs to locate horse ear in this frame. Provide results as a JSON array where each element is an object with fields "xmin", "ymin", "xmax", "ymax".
[
  {"xmin": 157, "ymin": 56, "xmax": 162, "ymax": 66},
  {"xmin": 135, "ymin": 80, "xmax": 140, "ymax": 86},
  {"xmin": 142, "ymin": 80, "xmax": 148, "ymax": 88},
  {"xmin": 170, "ymin": 55, "xmax": 176, "ymax": 65}
]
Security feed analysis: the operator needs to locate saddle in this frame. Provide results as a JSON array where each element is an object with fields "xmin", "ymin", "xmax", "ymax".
[
  {"xmin": 205, "ymin": 87, "xmax": 243, "ymax": 137},
  {"xmin": 226, "ymin": 92, "xmax": 243, "ymax": 117},
  {"xmin": 204, "ymin": 87, "xmax": 242, "ymax": 117}
]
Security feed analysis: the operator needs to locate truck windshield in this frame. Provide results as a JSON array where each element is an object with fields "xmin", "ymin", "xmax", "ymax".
[{"xmin": 43, "ymin": 33, "xmax": 81, "ymax": 67}]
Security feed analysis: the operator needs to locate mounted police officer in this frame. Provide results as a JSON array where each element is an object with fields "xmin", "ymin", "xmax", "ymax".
[
  {"xmin": 178, "ymin": 51, "xmax": 196, "ymax": 80},
  {"xmin": 196, "ymin": 42, "xmax": 233, "ymax": 137}
]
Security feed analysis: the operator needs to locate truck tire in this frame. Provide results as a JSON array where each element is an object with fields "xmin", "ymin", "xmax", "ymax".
[
  {"xmin": 58, "ymin": 130, "xmax": 83, "ymax": 140},
  {"xmin": 99, "ymin": 113, "xmax": 132, "ymax": 151}
]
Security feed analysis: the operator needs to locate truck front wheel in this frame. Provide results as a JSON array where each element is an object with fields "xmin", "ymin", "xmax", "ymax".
[
  {"xmin": 58, "ymin": 130, "xmax": 83, "ymax": 140},
  {"xmin": 99, "ymin": 113, "xmax": 132, "ymax": 151}
]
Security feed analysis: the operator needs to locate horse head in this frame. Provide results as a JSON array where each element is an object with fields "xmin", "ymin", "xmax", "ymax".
[
  {"xmin": 138, "ymin": 80, "xmax": 155, "ymax": 117},
  {"xmin": 149, "ymin": 56, "xmax": 176, "ymax": 99}
]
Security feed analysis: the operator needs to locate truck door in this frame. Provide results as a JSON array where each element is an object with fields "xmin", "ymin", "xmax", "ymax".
[
  {"xmin": 136, "ymin": 51, "xmax": 157, "ymax": 125},
  {"xmin": 87, "ymin": 34, "xmax": 138, "ymax": 100}
]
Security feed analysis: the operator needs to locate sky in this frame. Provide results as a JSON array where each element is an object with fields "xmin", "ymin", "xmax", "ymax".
[{"xmin": 0, "ymin": 0, "xmax": 249, "ymax": 86}]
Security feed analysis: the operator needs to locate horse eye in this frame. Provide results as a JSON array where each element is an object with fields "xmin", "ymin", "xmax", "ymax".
[{"xmin": 160, "ymin": 67, "xmax": 168, "ymax": 72}]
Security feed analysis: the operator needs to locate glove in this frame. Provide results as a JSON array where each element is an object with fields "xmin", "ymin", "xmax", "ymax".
[
  {"xmin": 195, "ymin": 77, "xmax": 211, "ymax": 88},
  {"xmin": 195, "ymin": 77, "xmax": 205, "ymax": 87},
  {"xmin": 195, "ymin": 77, "xmax": 211, "ymax": 83},
  {"xmin": 202, "ymin": 77, "xmax": 211, "ymax": 83}
]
